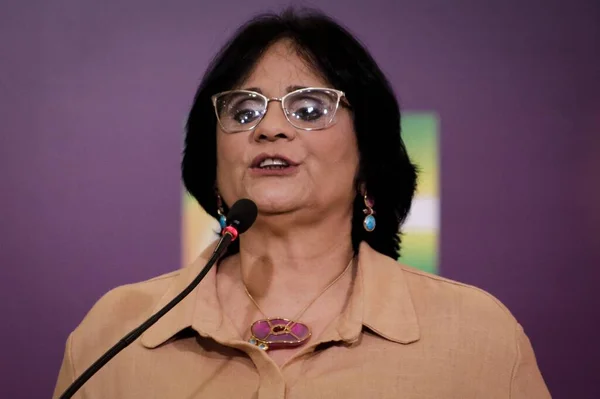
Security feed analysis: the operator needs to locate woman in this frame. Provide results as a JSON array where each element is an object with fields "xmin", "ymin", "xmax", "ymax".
[{"xmin": 54, "ymin": 8, "xmax": 551, "ymax": 398}]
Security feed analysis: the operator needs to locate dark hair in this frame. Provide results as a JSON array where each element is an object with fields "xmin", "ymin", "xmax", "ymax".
[{"xmin": 182, "ymin": 7, "xmax": 417, "ymax": 260}]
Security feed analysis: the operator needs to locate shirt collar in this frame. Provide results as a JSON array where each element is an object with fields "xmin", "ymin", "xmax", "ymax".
[
  {"xmin": 141, "ymin": 240, "xmax": 420, "ymax": 349},
  {"xmin": 356, "ymin": 241, "xmax": 420, "ymax": 344},
  {"xmin": 141, "ymin": 242, "xmax": 225, "ymax": 348}
]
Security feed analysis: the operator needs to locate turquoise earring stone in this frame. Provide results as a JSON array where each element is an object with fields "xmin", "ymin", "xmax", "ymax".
[
  {"xmin": 363, "ymin": 215, "xmax": 376, "ymax": 231},
  {"xmin": 219, "ymin": 215, "xmax": 227, "ymax": 229}
]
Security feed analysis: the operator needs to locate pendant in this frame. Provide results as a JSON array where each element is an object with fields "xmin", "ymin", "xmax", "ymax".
[{"xmin": 248, "ymin": 318, "xmax": 311, "ymax": 351}]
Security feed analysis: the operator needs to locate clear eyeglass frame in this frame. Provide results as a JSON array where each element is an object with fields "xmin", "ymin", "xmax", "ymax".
[{"xmin": 211, "ymin": 87, "xmax": 350, "ymax": 134}]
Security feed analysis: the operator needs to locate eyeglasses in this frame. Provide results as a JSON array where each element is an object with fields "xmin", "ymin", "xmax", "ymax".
[{"xmin": 211, "ymin": 87, "xmax": 349, "ymax": 133}]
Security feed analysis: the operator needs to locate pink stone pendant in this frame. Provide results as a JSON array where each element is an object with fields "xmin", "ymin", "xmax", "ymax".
[{"xmin": 248, "ymin": 318, "xmax": 311, "ymax": 350}]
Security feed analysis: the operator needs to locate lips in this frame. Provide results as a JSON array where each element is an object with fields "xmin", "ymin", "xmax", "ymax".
[{"xmin": 250, "ymin": 153, "xmax": 299, "ymax": 169}]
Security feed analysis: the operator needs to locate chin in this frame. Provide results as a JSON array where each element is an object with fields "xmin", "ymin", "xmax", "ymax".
[
  {"xmin": 243, "ymin": 182, "xmax": 306, "ymax": 213},
  {"xmin": 254, "ymin": 199, "xmax": 299, "ymax": 215},
  {"xmin": 247, "ymin": 192, "xmax": 303, "ymax": 215}
]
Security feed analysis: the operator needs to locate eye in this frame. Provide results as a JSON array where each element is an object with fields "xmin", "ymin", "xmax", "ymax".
[
  {"xmin": 227, "ymin": 98, "xmax": 264, "ymax": 124},
  {"xmin": 293, "ymin": 105, "xmax": 324, "ymax": 121},
  {"xmin": 233, "ymin": 109, "xmax": 262, "ymax": 124},
  {"xmin": 288, "ymin": 96, "xmax": 327, "ymax": 122}
]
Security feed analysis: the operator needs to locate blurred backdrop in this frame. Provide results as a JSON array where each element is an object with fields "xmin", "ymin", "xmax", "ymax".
[{"xmin": 1, "ymin": 0, "xmax": 599, "ymax": 398}]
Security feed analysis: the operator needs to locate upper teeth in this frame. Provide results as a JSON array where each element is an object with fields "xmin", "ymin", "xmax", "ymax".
[{"xmin": 259, "ymin": 158, "xmax": 289, "ymax": 167}]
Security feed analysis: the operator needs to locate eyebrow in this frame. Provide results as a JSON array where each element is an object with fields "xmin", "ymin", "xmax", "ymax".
[
  {"xmin": 243, "ymin": 87, "xmax": 263, "ymax": 94},
  {"xmin": 286, "ymin": 85, "xmax": 307, "ymax": 92},
  {"xmin": 240, "ymin": 85, "xmax": 309, "ymax": 95}
]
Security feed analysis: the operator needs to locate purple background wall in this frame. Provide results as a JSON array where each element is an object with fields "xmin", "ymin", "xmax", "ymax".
[{"xmin": 1, "ymin": 0, "xmax": 599, "ymax": 398}]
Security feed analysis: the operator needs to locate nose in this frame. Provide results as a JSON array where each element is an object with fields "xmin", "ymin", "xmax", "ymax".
[{"xmin": 252, "ymin": 101, "xmax": 297, "ymax": 142}]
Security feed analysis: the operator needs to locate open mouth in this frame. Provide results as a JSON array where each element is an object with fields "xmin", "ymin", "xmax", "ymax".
[
  {"xmin": 250, "ymin": 154, "xmax": 298, "ymax": 171},
  {"xmin": 256, "ymin": 158, "xmax": 290, "ymax": 170}
]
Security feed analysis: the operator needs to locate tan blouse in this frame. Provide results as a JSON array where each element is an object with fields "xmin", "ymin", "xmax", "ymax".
[{"xmin": 53, "ymin": 242, "xmax": 551, "ymax": 398}]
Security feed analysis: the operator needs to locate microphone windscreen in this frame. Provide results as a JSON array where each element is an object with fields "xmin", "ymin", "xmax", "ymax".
[{"xmin": 226, "ymin": 198, "xmax": 258, "ymax": 234}]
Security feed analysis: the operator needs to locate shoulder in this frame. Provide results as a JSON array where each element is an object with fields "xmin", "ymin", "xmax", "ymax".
[
  {"xmin": 360, "ymin": 249, "xmax": 550, "ymax": 396},
  {"xmin": 67, "ymin": 269, "xmax": 182, "ymax": 364},
  {"xmin": 396, "ymin": 262, "xmax": 520, "ymax": 346},
  {"xmin": 403, "ymin": 265, "xmax": 514, "ymax": 314},
  {"xmin": 362, "ymin": 243, "xmax": 516, "ymax": 328},
  {"xmin": 395, "ymin": 263, "xmax": 550, "ymax": 397},
  {"xmin": 361, "ymin": 242, "xmax": 520, "ymax": 345},
  {"xmin": 80, "ymin": 269, "xmax": 181, "ymax": 329}
]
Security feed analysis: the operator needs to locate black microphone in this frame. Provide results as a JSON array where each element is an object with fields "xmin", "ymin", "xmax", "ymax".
[{"xmin": 59, "ymin": 198, "xmax": 258, "ymax": 399}]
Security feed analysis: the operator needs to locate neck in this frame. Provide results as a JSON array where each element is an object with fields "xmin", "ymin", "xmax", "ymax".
[{"xmin": 230, "ymin": 209, "xmax": 355, "ymax": 305}]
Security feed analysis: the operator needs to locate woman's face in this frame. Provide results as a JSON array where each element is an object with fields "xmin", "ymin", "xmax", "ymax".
[{"xmin": 216, "ymin": 40, "xmax": 359, "ymax": 219}]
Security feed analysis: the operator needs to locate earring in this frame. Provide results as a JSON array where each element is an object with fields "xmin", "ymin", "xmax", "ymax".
[
  {"xmin": 363, "ymin": 193, "xmax": 376, "ymax": 232},
  {"xmin": 216, "ymin": 192, "xmax": 227, "ymax": 230}
]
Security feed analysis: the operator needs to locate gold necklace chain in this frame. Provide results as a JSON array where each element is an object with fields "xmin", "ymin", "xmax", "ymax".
[{"xmin": 243, "ymin": 257, "xmax": 354, "ymax": 323}]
